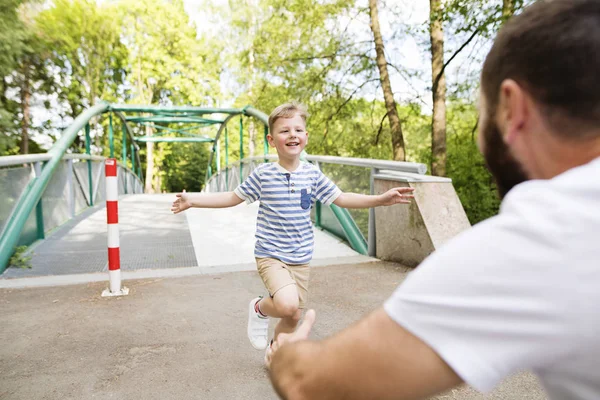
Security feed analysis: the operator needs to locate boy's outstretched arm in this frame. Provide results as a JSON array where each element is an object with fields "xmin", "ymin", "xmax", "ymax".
[
  {"xmin": 171, "ymin": 191, "xmax": 243, "ymax": 214},
  {"xmin": 333, "ymin": 187, "xmax": 415, "ymax": 209}
]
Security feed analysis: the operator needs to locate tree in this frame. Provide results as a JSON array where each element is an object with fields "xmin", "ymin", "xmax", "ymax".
[
  {"xmin": 158, "ymin": 141, "xmax": 210, "ymax": 192},
  {"xmin": 368, "ymin": 0, "xmax": 405, "ymax": 161},
  {"xmin": 0, "ymin": 0, "xmax": 28, "ymax": 154},
  {"xmin": 430, "ymin": 0, "xmax": 446, "ymax": 176},
  {"xmin": 35, "ymin": 0, "xmax": 128, "ymax": 154},
  {"xmin": 119, "ymin": 0, "xmax": 222, "ymax": 192},
  {"xmin": 15, "ymin": 3, "xmax": 49, "ymax": 155},
  {"xmin": 37, "ymin": 0, "xmax": 127, "ymax": 112}
]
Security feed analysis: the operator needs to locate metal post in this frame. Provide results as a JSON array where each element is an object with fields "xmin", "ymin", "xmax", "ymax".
[
  {"xmin": 34, "ymin": 162, "xmax": 45, "ymax": 240},
  {"xmin": 102, "ymin": 158, "xmax": 128, "ymax": 297},
  {"xmin": 239, "ymin": 116, "xmax": 244, "ymax": 183},
  {"xmin": 130, "ymin": 143, "xmax": 135, "ymax": 179},
  {"xmin": 109, "ymin": 113, "xmax": 115, "ymax": 159},
  {"xmin": 85, "ymin": 124, "xmax": 93, "ymax": 206},
  {"xmin": 225, "ymin": 126, "xmax": 229, "ymax": 189},
  {"xmin": 67, "ymin": 159, "xmax": 75, "ymax": 217},
  {"xmin": 215, "ymin": 140, "xmax": 220, "ymax": 173},
  {"xmin": 314, "ymin": 161, "xmax": 321, "ymax": 227},
  {"xmin": 121, "ymin": 124, "xmax": 127, "ymax": 165},
  {"xmin": 264, "ymin": 124, "xmax": 269, "ymax": 163},
  {"xmin": 315, "ymin": 201, "xmax": 322, "ymax": 228},
  {"xmin": 368, "ymin": 167, "xmax": 378, "ymax": 257},
  {"xmin": 122, "ymin": 124, "xmax": 128, "ymax": 194}
]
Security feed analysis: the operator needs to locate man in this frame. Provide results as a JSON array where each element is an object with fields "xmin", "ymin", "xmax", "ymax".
[{"xmin": 268, "ymin": 1, "xmax": 600, "ymax": 399}]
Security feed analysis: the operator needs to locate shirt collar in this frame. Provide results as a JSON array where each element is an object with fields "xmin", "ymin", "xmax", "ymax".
[{"xmin": 273, "ymin": 161, "xmax": 302, "ymax": 174}]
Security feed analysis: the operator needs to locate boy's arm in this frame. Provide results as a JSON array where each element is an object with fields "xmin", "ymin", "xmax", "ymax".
[
  {"xmin": 333, "ymin": 187, "xmax": 414, "ymax": 209},
  {"xmin": 171, "ymin": 191, "xmax": 243, "ymax": 214}
]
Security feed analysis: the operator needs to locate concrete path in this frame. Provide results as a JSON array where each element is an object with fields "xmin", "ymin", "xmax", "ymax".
[
  {"xmin": 2, "ymin": 194, "xmax": 371, "ymax": 284},
  {"xmin": 0, "ymin": 261, "xmax": 546, "ymax": 400}
]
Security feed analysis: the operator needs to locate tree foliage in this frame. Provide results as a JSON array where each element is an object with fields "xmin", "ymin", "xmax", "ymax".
[{"xmin": 0, "ymin": 0, "xmax": 534, "ymax": 222}]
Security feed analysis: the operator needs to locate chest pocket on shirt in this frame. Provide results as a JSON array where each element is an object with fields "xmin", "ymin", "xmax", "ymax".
[{"xmin": 300, "ymin": 188, "xmax": 311, "ymax": 210}]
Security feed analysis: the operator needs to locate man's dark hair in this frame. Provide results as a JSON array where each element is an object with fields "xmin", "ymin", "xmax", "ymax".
[{"xmin": 482, "ymin": 0, "xmax": 600, "ymax": 138}]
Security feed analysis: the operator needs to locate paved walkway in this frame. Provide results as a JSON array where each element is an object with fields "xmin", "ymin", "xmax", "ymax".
[
  {"xmin": 0, "ymin": 261, "xmax": 545, "ymax": 399},
  {"xmin": 2, "ymin": 194, "xmax": 370, "ymax": 283}
]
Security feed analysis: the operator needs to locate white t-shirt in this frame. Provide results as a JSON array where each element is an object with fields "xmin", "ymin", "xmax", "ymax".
[{"xmin": 384, "ymin": 157, "xmax": 600, "ymax": 399}]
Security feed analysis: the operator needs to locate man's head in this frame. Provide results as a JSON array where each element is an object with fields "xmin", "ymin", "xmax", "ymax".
[
  {"xmin": 267, "ymin": 102, "xmax": 309, "ymax": 161},
  {"xmin": 479, "ymin": 0, "xmax": 600, "ymax": 198}
]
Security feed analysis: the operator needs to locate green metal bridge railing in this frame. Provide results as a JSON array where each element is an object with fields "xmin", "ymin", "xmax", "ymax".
[
  {"xmin": 0, "ymin": 101, "xmax": 427, "ymax": 273},
  {"xmin": 0, "ymin": 102, "xmax": 149, "ymax": 273},
  {"xmin": 205, "ymin": 155, "xmax": 427, "ymax": 257}
]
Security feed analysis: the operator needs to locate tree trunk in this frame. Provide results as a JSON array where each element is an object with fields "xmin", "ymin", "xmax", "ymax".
[
  {"xmin": 430, "ymin": 0, "xmax": 446, "ymax": 176},
  {"xmin": 145, "ymin": 124, "xmax": 155, "ymax": 193},
  {"xmin": 20, "ymin": 61, "xmax": 31, "ymax": 155},
  {"xmin": 368, "ymin": 0, "xmax": 405, "ymax": 161}
]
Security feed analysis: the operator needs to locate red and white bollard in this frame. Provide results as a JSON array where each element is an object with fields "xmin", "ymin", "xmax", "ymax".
[{"xmin": 102, "ymin": 158, "xmax": 129, "ymax": 297}]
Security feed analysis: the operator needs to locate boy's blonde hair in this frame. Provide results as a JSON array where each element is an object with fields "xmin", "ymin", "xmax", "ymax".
[{"xmin": 268, "ymin": 102, "xmax": 309, "ymax": 133}]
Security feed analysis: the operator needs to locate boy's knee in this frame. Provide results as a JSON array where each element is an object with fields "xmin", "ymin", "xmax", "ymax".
[
  {"xmin": 276, "ymin": 301, "xmax": 299, "ymax": 318},
  {"xmin": 287, "ymin": 308, "xmax": 302, "ymax": 324}
]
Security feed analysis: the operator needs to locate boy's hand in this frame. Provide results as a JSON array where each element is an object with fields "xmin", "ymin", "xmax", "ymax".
[
  {"xmin": 171, "ymin": 190, "xmax": 191, "ymax": 214},
  {"xmin": 378, "ymin": 187, "xmax": 415, "ymax": 206},
  {"xmin": 265, "ymin": 309, "xmax": 316, "ymax": 369}
]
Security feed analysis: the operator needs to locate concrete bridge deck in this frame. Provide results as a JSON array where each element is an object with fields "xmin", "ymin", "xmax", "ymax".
[{"xmin": 1, "ymin": 194, "xmax": 370, "ymax": 285}]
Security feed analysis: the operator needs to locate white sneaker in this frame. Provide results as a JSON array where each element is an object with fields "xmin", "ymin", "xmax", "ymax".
[{"xmin": 247, "ymin": 297, "xmax": 269, "ymax": 350}]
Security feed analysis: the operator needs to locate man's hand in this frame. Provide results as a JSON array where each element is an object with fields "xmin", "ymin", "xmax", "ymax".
[
  {"xmin": 266, "ymin": 309, "xmax": 316, "ymax": 369},
  {"xmin": 378, "ymin": 187, "xmax": 415, "ymax": 206},
  {"xmin": 171, "ymin": 190, "xmax": 191, "ymax": 214}
]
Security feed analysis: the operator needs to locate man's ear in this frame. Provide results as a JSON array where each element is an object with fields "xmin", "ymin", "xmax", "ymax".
[
  {"xmin": 267, "ymin": 134, "xmax": 275, "ymax": 147},
  {"xmin": 497, "ymin": 79, "xmax": 529, "ymax": 144}
]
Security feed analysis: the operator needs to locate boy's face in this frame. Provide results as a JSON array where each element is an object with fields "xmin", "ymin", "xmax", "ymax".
[{"xmin": 267, "ymin": 113, "xmax": 308, "ymax": 160}]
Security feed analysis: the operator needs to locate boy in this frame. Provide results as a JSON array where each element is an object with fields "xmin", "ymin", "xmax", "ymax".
[{"xmin": 171, "ymin": 102, "xmax": 414, "ymax": 365}]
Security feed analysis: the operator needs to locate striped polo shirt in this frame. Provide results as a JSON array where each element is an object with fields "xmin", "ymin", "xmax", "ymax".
[{"xmin": 234, "ymin": 162, "xmax": 341, "ymax": 264}]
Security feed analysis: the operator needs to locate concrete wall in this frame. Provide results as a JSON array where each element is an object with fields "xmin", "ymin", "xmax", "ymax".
[{"xmin": 373, "ymin": 172, "xmax": 471, "ymax": 267}]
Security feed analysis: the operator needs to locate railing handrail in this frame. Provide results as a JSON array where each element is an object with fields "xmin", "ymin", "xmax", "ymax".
[
  {"xmin": 0, "ymin": 153, "xmax": 141, "ymax": 178},
  {"xmin": 0, "ymin": 103, "xmax": 110, "ymax": 273},
  {"xmin": 225, "ymin": 155, "xmax": 428, "ymax": 175},
  {"xmin": 0, "ymin": 153, "xmax": 105, "ymax": 167},
  {"xmin": 205, "ymin": 155, "xmax": 376, "ymax": 256}
]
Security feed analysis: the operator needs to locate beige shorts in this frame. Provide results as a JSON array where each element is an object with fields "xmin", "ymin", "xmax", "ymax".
[{"xmin": 256, "ymin": 257, "xmax": 310, "ymax": 308}]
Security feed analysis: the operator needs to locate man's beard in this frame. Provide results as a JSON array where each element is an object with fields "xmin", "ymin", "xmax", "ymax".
[{"xmin": 482, "ymin": 111, "xmax": 529, "ymax": 199}]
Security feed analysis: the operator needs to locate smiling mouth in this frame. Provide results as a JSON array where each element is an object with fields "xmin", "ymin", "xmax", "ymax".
[{"xmin": 286, "ymin": 142, "xmax": 299, "ymax": 147}]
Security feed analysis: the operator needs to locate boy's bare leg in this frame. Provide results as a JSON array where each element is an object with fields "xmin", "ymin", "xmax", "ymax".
[
  {"xmin": 258, "ymin": 285, "xmax": 302, "ymax": 340},
  {"xmin": 274, "ymin": 309, "xmax": 303, "ymax": 339}
]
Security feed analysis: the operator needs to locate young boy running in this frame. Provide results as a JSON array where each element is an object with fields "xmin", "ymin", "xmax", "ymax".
[{"xmin": 171, "ymin": 102, "xmax": 414, "ymax": 365}]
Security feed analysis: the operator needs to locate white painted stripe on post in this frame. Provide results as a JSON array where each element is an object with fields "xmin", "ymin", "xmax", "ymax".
[
  {"xmin": 109, "ymin": 269, "xmax": 121, "ymax": 293},
  {"xmin": 107, "ymin": 224, "xmax": 120, "ymax": 248},
  {"xmin": 106, "ymin": 176, "xmax": 119, "ymax": 201}
]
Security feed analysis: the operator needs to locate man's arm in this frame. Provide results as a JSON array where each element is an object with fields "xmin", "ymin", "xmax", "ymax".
[
  {"xmin": 270, "ymin": 308, "xmax": 462, "ymax": 400},
  {"xmin": 333, "ymin": 187, "xmax": 414, "ymax": 209},
  {"xmin": 171, "ymin": 191, "xmax": 243, "ymax": 213}
]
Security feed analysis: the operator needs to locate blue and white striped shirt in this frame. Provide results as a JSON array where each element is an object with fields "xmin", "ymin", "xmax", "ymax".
[{"xmin": 234, "ymin": 162, "xmax": 341, "ymax": 264}]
